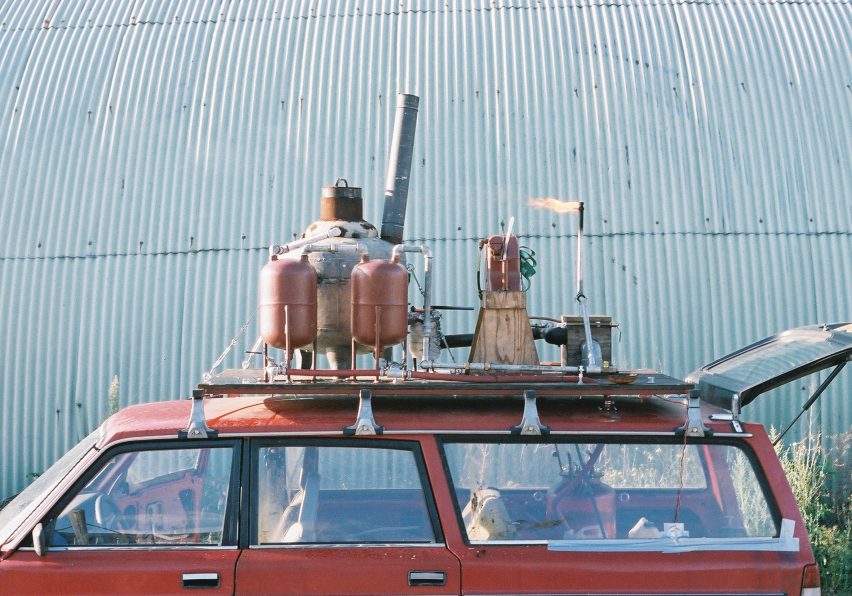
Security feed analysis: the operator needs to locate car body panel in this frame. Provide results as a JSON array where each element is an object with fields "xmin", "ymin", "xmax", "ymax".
[
  {"xmin": 0, "ymin": 548, "xmax": 238, "ymax": 595},
  {"xmin": 237, "ymin": 546, "xmax": 460, "ymax": 594}
]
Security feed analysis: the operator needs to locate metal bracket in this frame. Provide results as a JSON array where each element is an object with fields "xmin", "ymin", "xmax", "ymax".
[
  {"xmin": 343, "ymin": 389, "xmax": 384, "ymax": 436},
  {"xmin": 675, "ymin": 390, "xmax": 712, "ymax": 438},
  {"xmin": 709, "ymin": 412, "xmax": 745, "ymax": 433},
  {"xmin": 510, "ymin": 389, "xmax": 551, "ymax": 435},
  {"xmin": 179, "ymin": 389, "xmax": 218, "ymax": 439}
]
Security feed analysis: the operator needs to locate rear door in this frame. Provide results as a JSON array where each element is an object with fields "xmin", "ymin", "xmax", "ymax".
[
  {"xmin": 687, "ymin": 322, "xmax": 852, "ymax": 409},
  {"xmin": 439, "ymin": 436, "xmax": 809, "ymax": 595},
  {"xmin": 235, "ymin": 438, "xmax": 460, "ymax": 595},
  {"xmin": 0, "ymin": 441, "xmax": 241, "ymax": 595}
]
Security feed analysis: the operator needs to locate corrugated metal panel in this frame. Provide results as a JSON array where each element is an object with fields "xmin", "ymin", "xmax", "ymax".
[{"xmin": 1, "ymin": 0, "xmax": 850, "ymax": 497}]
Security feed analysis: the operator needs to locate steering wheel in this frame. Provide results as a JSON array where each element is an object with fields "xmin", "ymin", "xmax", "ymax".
[{"xmin": 94, "ymin": 494, "xmax": 124, "ymax": 533}]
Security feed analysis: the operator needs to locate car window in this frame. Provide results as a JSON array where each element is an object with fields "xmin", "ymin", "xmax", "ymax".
[
  {"xmin": 126, "ymin": 449, "xmax": 203, "ymax": 489},
  {"xmin": 442, "ymin": 439, "xmax": 778, "ymax": 544},
  {"xmin": 254, "ymin": 442, "xmax": 436, "ymax": 545},
  {"xmin": 46, "ymin": 445, "xmax": 235, "ymax": 548}
]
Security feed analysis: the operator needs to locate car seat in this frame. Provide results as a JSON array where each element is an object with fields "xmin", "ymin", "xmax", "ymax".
[{"xmin": 462, "ymin": 487, "xmax": 517, "ymax": 541}]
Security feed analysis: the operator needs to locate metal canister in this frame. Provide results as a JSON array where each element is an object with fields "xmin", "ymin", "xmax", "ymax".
[
  {"xmin": 485, "ymin": 234, "xmax": 521, "ymax": 291},
  {"xmin": 351, "ymin": 255, "xmax": 408, "ymax": 350},
  {"xmin": 259, "ymin": 254, "xmax": 318, "ymax": 350},
  {"xmin": 320, "ymin": 179, "xmax": 363, "ymax": 222}
]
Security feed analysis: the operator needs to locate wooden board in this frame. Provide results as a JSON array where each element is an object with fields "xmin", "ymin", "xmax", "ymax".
[{"xmin": 469, "ymin": 291, "xmax": 540, "ymax": 365}]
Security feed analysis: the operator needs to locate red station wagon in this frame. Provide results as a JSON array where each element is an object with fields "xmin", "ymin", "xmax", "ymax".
[
  {"xmin": 1, "ymin": 94, "xmax": 845, "ymax": 594},
  {"xmin": 1, "ymin": 344, "xmax": 848, "ymax": 596}
]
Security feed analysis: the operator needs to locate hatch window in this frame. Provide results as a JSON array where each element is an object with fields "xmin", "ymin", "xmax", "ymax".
[
  {"xmin": 442, "ymin": 439, "xmax": 779, "ymax": 547},
  {"xmin": 45, "ymin": 444, "xmax": 236, "ymax": 548},
  {"xmin": 254, "ymin": 442, "xmax": 437, "ymax": 545}
]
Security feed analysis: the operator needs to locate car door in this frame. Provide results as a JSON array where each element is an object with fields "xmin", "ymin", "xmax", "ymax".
[
  {"xmin": 1, "ymin": 440, "xmax": 241, "ymax": 595},
  {"xmin": 439, "ymin": 436, "xmax": 808, "ymax": 595},
  {"xmin": 235, "ymin": 438, "xmax": 461, "ymax": 595}
]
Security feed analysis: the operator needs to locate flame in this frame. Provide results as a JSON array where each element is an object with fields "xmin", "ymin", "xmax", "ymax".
[{"xmin": 528, "ymin": 197, "xmax": 582, "ymax": 213}]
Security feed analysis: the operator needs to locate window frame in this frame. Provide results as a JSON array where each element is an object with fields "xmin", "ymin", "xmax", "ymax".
[
  {"xmin": 248, "ymin": 438, "xmax": 445, "ymax": 547},
  {"xmin": 41, "ymin": 439, "xmax": 242, "ymax": 550}
]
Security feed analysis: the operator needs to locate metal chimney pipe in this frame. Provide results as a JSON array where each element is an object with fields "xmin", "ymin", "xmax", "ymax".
[{"xmin": 381, "ymin": 93, "xmax": 420, "ymax": 245}]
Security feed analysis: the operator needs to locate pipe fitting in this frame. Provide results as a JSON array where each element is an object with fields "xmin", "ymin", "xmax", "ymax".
[{"xmin": 269, "ymin": 227, "xmax": 343, "ymax": 257}]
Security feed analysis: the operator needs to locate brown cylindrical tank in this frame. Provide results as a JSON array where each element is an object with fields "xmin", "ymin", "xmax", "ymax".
[
  {"xmin": 486, "ymin": 234, "xmax": 521, "ymax": 291},
  {"xmin": 351, "ymin": 255, "xmax": 408, "ymax": 349},
  {"xmin": 259, "ymin": 254, "xmax": 318, "ymax": 350}
]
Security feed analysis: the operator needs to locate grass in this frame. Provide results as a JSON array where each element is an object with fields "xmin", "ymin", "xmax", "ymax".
[{"xmin": 775, "ymin": 430, "xmax": 851, "ymax": 596}]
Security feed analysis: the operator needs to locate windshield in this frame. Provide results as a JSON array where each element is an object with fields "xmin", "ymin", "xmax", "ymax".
[
  {"xmin": 442, "ymin": 438, "xmax": 785, "ymax": 550},
  {"xmin": 0, "ymin": 428, "xmax": 100, "ymax": 546}
]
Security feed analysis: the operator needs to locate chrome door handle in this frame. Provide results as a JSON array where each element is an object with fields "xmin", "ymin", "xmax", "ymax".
[
  {"xmin": 408, "ymin": 570, "xmax": 446, "ymax": 587},
  {"xmin": 182, "ymin": 572, "xmax": 220, "ymax": 589}
]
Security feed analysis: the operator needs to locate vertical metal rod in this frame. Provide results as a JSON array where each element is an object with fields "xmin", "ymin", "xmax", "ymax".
[
  {"xmin": 574, "ymin": 202, "xmax": 599, "ymax": 369},
  {"xmin": 263, "ymin": 342, "xmax": 270, "ymax": 382},
  {"xmin": 575, "ymin": 202, "xmax": 585, "ymax": 298},
  {"xmin": 421, "ymin": 250, "xmax": 433, "ymax": 364},
  {"xmin": 374, "ymin": 305, "xmax": 382, "ymax": 371},
  {"xmin": 285, "ymin": 304, "xmax": 291, "ymax": 382}
]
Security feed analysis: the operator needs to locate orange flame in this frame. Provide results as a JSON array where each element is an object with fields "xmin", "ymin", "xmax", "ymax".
[{"xmin": 528, "ymin": 197, "xmax": 582, "ymax": 213}]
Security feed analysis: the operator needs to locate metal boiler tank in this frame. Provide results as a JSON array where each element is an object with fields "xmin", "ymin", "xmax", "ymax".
[{"xmin": 301, "ymin": 181, "xmax": 397, "ymax": 368}]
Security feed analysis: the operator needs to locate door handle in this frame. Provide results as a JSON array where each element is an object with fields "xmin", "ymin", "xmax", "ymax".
[
  {"xmin": 408, "ymin": 570, "xmax": 446, "ymax": 587},
  {"xmin": 182, "ymin": 572, "xmax": 220, "ymax": 589}
]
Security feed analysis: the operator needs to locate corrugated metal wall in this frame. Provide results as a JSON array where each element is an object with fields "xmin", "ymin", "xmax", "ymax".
[{"xmin": 1, "ymin": 0, "xmax": 850, "ymax": 497}]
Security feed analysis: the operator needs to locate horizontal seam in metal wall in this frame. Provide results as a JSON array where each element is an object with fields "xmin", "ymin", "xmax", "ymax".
[
  {"xmin": 2, "ymin": 230, "xmax": 849, "ymax": 262},
  {"xmin": 2, "ymin": 0, "xmax": 848, "ymax": 35}
]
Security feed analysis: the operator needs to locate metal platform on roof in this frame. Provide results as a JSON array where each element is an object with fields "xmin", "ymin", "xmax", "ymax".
[{"xmin": 198, "ymin": 368, "xmax": 692, "ymax": 399}]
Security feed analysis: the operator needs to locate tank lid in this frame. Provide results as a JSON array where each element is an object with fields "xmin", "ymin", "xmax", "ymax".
[{"xmin": 321, "ymin": 178, "xmax": 363, "ymax": 221}]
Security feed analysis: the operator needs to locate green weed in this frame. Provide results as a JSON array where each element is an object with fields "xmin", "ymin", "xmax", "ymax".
[{"xmin": 775, "ymin": 430, "xmax": 851, "ymax": 596}]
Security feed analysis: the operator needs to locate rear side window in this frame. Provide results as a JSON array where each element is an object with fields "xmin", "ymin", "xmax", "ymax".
[
  {"xmin": 254, "ymin": 442, "xmax": 437, "ymax": 545},
  {"xmin": 442, "ymin": 439, "xmax": 778, "ymax": 545},
  {"xmin": 46, "ymin": 444, "xmax": 237, "ymax": 548}
]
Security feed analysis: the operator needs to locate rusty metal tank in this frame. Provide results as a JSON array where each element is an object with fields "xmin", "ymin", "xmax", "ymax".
[
  {"xmin": 351, "ymin": 254, "xmax": 409, "ymax": 350},
  {"xmin": 259, "ymin": 254, "xmax": 318, "ymax": 351},
  {"xmin": 485, "ymin": 234, "xmax": 521, "ymax": 291}
]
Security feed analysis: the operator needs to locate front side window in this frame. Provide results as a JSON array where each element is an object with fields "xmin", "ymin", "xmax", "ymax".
[
  {"xmin": 0, "ymin": 428, "xmax": 100, "ymax": 546},
  {"xmin": 47, "ymin": 444, "xmax": 236, "ymax": 548},
  {"xmin": 254, "ymin": 442, "xmax": 437, "ymax": 545},
  {"xmin": 442, "ymin": 439, "xmax": 779, "ymax": 547}
]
